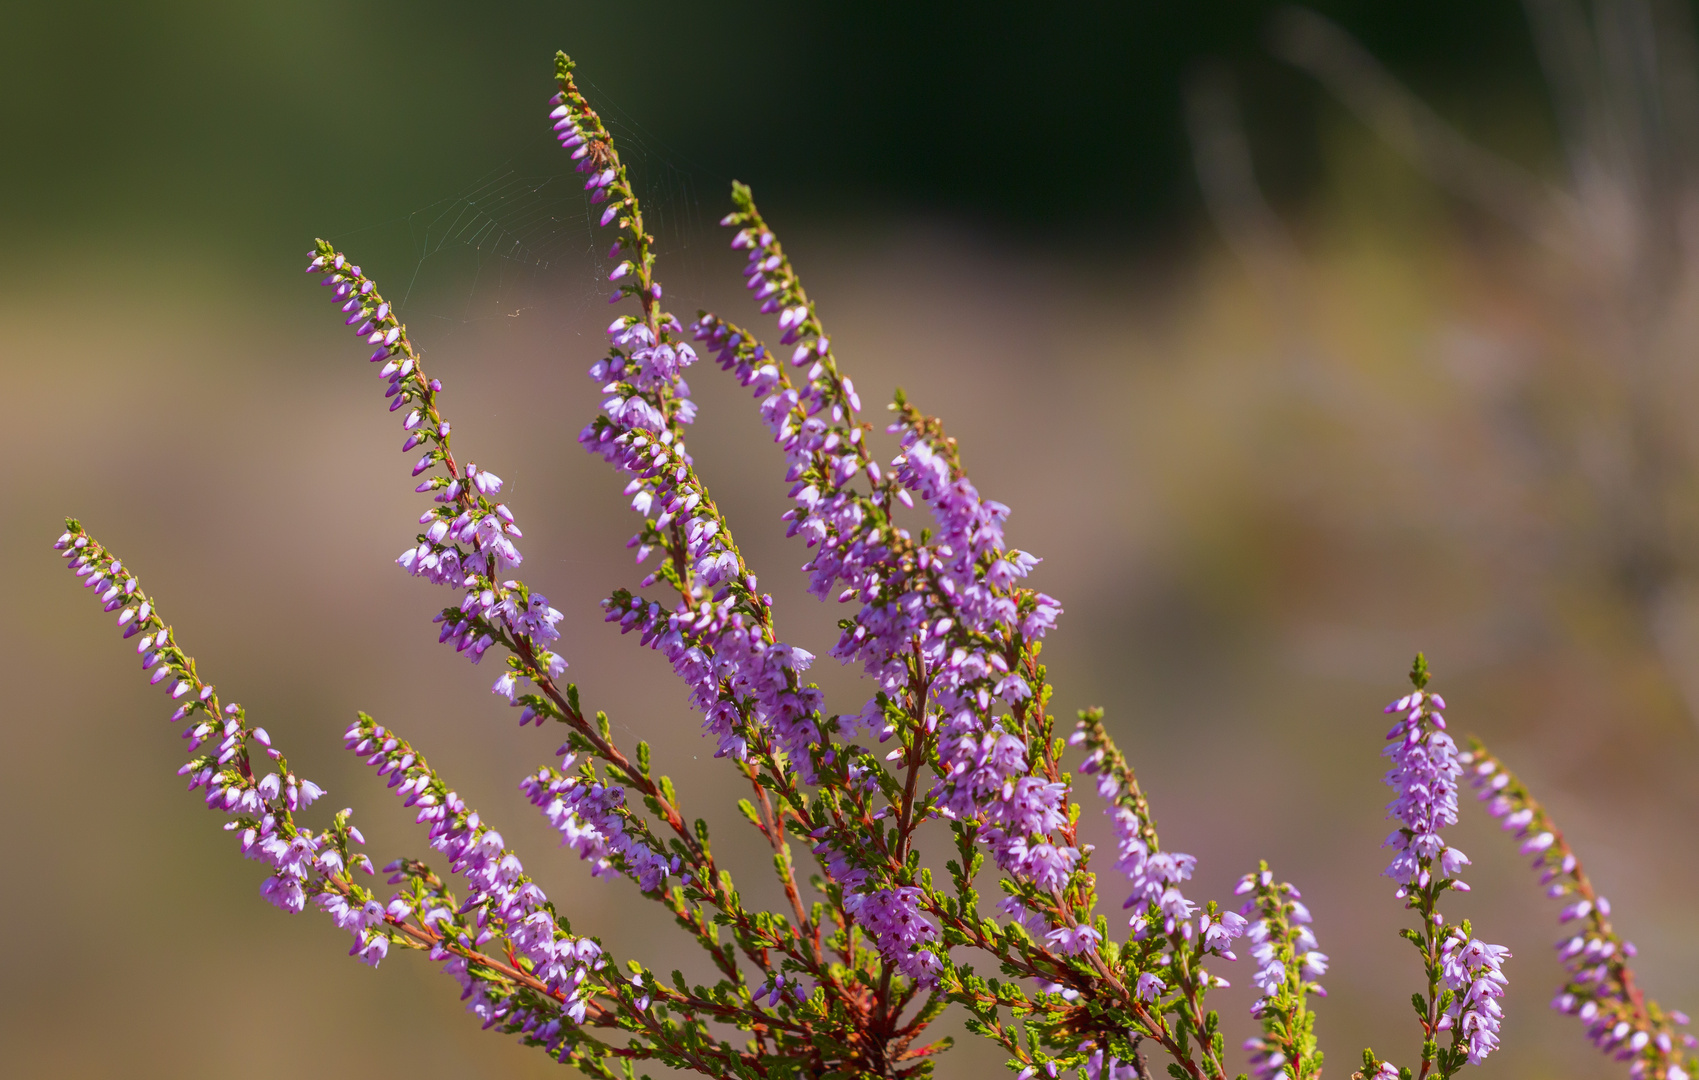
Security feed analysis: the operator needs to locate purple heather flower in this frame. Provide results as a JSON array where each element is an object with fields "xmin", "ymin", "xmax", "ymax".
[
  {"xmin": 347, "ymin": 716, "xmax": 605, "ymax": 1031},
  {"xmin": 522, "ymin": 754, "xmax": 673, "ymax": 892},
  {"xmin": 1045, "ymin": 924, "xmax": 1102, "ymax": 956},
  {"xmin": 1251, "ymin": 956, "xmax": 1288, "ymax": 997},
  {"xmin": 696, "ymin": 209, "xmax": 1076, "ymax": 906},
  {"xmin": 1237, "ymin": 868, "xmax": 1325, "ymax": 1079},
  {"xmin": 57, "ymin": 525, "xmax": 381, "ymax": 967},
  {"xmin": 844, "ymin": 885, "xmax": 941, "ymax": 983},
  {"xmin": 998, "ymin": 897, "xmax": 1050, "ymax": 938},
  {"xmin": 1467, "ymin": 748, "xmax": 1697, "ymax": 1079},
  {"xmin": 1135, "ymin": 972, "xmax": 1166, "ymax": 1002},
  {"xmin": 1380, "ymin": 687, "xmax": 1468, "ymax": 895},
  {"xmin": 1242, "ymin": 1037, "xmax": 1289, "ymax": 1080},
  {"xmin": 1439, "ymin": 930, "xmax": 1511, "ymax": 1065},
  {"xmin": 578, "ymin": 277, "xmax": 837, "ymax": 790},
  {"xmin": 1202, "ymin": 910, "xmax": 1249, "ymax": 958},
  {"xmin": 1111, "ymin": 817, "xmax": 1198, "ymax": 930},
  {"xmin": 1080, "ymin": 1044, "xmax": 1145, "ymax": 1080},
  {"xmin": 1380, "ymin": 675, "xmax": 1511, "ymax": 1073},
  {"xmin": 596, "ymin": 593, "xmax": 825, "ymax": 771},
  {"xmin": 307, "ymin": 245, "xmax": 560, "ymax": 698}
]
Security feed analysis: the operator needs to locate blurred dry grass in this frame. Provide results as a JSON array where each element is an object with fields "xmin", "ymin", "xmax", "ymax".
[{"xmin": 5, "ymin": 116, "xmax": 1699, "ymax": 1078}]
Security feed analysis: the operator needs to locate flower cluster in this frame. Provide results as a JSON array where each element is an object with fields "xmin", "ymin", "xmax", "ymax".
[
  {"xmin": 55, "ymin": 47, "xmax": 1699, "ymax": 1080},
  {"xmin": 1074, "ymin": 712, "xmax": 1194, "ymax": 926},
  {"xmin": 1237, "ymin": 865, "xmax": 1326, "ymax": 1080},
  {"xmin": 1374, "ymin": 657, "xmax": 1510, "ymax": 1078},
  {"xmin": 346, "ymin": 714, "xmax": 606, "ymax": 1032},
  {"xmin": 597, "ymin": 586, "xmax": 824, "ymax": 771},
  {"xmin": 521, "ymin": 751, "xmax": 675, "ymax": 892},
  {"xmin": 697, "ymin": 191, "xmax": 1077, "ymax": 980},
  {"xmin": 53, "ymin": 520, "xmax": 382, "ymax": 962},
  {"xmin": 847, "ymin": 885, "xmax": 941, "ymax": 981},
  {"xmin": 1071, "ymin": 708, "xmax": 1241, "ymax": 1078},
  {"xmin": 304, "ymin": 241, "xmax": 566, "ymax": 699},
  {"xmin": 553, "ymin": 70, "xmax": 831, "ymax": 785},
  {"xmin": 1467, "ymin": 745, "xmax": 1697, "ymax": 1080},
  {"xmin": 1437, "ymin": 927, "xmax": 1511, "ymax": 1065},
  {"xmin": 1380, "ymin": 676, "xmax": 1468, "ymax": 896}
]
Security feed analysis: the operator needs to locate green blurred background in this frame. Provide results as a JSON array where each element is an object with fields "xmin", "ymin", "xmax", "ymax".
[{"xmin": 5, "ymin": 2, "xmax": 1698, "ymax": 1077}]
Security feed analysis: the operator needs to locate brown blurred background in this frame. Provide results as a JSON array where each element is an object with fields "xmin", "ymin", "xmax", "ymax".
[{"xmin": 5, "ymin": 2, "xmax": 1699, "ymax": 1077}]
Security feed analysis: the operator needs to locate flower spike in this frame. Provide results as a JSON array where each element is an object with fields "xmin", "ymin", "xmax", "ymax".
[
  {"xmin": 52, "ymin": 520, "xmax": 388, "ymax": 961},
  {"xmin": 303, "ymin": 240, "xmax": 566, "ymax": 701},
  {"xmin": 1466, "ymin": 743, "xmax": 1697, "ymax": 1080},
  {"xmin": 1236, "ymin": 865, "xmax": 1326, "ymax": 1080},
  {"xmin": 1379, "ymin": 656, "xmax": 1509, "ymax": 1076}
]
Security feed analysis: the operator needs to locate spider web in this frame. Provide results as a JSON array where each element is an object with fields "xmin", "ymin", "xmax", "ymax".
[{"xmin": 327, "ymin": 79, "xmax": 720, "ymax": 332}]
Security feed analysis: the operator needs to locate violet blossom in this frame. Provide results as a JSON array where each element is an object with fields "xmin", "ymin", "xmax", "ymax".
[
  {"xmin": 1378, "ymin": 657, "xmax": 1510, "ymax": 1076},
  {"xmin": 1466, "ymin": 745, "xmax": 1697, "ymax": 1080},
  {"xmin": 1236, "ymin": 865, "xmax": 1325, "ymax": 1080},
  {"xmin": 52, "ymin": 47, "xmax": 1698, "ymax": 1080}
]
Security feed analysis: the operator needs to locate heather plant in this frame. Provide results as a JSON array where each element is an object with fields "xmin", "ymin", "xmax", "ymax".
[{"xmin": 54, "ymin": 52, "xmax": 1697, "ymax": 1080}]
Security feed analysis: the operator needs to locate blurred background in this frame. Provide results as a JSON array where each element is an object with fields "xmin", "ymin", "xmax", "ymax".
[{"xmin": 5, "ymin": 1, "xmax": 1698, "ymax": 1077}]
